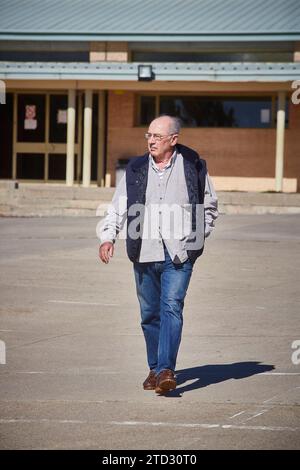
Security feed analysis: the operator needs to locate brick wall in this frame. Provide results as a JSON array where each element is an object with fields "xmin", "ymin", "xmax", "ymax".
[{"xmin": 107, "ymin": 91, "xmax": 300, "ymax": 190}]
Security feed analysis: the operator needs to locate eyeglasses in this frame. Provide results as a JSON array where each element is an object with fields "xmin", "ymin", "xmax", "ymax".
[{"xmin": 144, "ymin": 133, "xmax": 175, "ymax": 142}]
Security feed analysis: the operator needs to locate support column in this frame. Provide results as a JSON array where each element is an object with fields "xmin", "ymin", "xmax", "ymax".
[
  {"xmin": 275, "ymin": 91, "xmax": 286, "ymax": 192},
  {"xmin": 76, "ymin": 93, "xmax": 83, "ymax": 183},
  {"xmin": 66, "ymin": 89, "xmax": 76, "ymax": 186},
  {"xmin": 97, "ymin": 91, "xmax": 106, "ymax": 187},
  {"xmin": 82, "ymin": 90, "xmax": 93, "ymax": 187},
  {"xmin": 44, "ymin": 93, "xmax": 50, "ymax": 182},
  {"xmin": 12, "ymin": 92, "xmax": 17, "ymax": 180}
]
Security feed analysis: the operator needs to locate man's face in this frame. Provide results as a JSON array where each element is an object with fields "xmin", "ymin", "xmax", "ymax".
[{"xmin": 147, "ymin": 118, "xmax": 178, "ymax": 160}]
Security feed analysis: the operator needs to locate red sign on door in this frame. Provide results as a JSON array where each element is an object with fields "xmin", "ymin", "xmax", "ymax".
[{"xmin": 24, "ymin": 104, "xmax": 37, "ymax": 130}]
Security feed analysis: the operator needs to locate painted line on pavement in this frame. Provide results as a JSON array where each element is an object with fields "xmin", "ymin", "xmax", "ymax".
[
  {"xmin": 110, "ymin": 421, "xmax": 299, "ymax": 432},
  {"xmin": 0, "ymin": 418, "xmax": 298, "ymax": 432},
  {"xmin": 48, "ymin": 300, "xmax": 119, "ymax": 306}
]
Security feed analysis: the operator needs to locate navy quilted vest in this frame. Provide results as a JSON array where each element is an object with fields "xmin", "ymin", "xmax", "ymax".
[{"xmin": 125, "ymin": 144, "xmax": 207, "ymax": 263}]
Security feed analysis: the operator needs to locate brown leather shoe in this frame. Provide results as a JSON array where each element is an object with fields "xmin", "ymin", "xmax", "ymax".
[
  {"xmin": 143, "ymin": 370, "xmax": 157, "ymax": 390},
  {"xmin": 155, "ymin": 369, "xmax": 176, "ymax": 394}
]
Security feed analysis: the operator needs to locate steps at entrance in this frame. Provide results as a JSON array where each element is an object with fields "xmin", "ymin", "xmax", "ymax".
[
  {"xmin": 0, "ymin": 181, "xmax": 114, "ymax": 200},
  {"xmin": 0, "ymin": 181, "xmax": 300, "ymax": 216},
  {"xmin": 0, "ymin": 181, "xmax": 114, "ymax": 217},
  {"xmin": 217, "ymin": 191, "xmax": 300, "ymax": 214}
]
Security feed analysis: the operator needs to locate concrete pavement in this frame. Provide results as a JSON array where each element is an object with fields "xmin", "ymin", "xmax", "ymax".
[{"xmin": 0, "ymin": 214, "xmax": 299, "ymax": 449}]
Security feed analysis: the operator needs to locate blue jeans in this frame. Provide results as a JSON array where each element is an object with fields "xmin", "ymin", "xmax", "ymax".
[{"xmin": 133, "ymin": 246, "xmax": 194, "ymax": 375}]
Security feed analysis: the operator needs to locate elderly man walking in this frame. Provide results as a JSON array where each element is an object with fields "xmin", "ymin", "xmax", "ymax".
[{"xmin": 99, "ymin": 115, "xmax": 218, "ymax": 394}]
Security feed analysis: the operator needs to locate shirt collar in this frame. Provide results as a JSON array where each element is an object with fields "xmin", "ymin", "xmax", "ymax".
[{"xmin": 149, "ymin": 148, "xmax": 177, "ymax": 173}]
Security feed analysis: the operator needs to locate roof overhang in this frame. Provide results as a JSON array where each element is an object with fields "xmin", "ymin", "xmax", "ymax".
[{"xmin": 1, "ymin": 33, "xmax": 300, "ymax": 42}]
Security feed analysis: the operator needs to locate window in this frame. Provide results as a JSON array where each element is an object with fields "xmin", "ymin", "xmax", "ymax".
[
  {"xmin": 138, "ymin": 95, "xmax": 289, "ymax": 129},
  {"xmin": 160, "ymin": 96, "xmax": 273, "ymax": 128},
  {"xmin": 49, "ymin": 95, "xmax": 68, "ymax": 143},
  {"xmin": 140, "ymin": 96, "xmax": 156, "ymax": 126},
  {"xmin": 132, "ymin": 52, "xmax": 293, "ymax": 62},
  {"xmin": 130, "ymin": 42, "xmax": 293, "ymax": 63},
  {"xmin": 0, "ymin": 51, "xmax": 89, "ymax": 62}
]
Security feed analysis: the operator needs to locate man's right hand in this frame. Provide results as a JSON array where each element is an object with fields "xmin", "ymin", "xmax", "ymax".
[{"xmin": 99, "ymin": 242, "xmax": 114, "ymax": 264}]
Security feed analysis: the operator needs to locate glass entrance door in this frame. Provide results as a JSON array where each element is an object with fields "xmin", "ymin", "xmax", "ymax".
[
  {"xmin": 14, "ymin": 92, "xmax": 82, "ymax": 182},
  {"xmin": 0, "ymin": 92, "xmax": 13, "ymax": 178},
  {"xmin": 16, "ymin": 93, "xmax": 46, "ymax": 179}
]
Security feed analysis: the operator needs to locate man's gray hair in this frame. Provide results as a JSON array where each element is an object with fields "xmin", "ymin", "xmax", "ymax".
[{"xmin": 159, "ymin": 115, "xmax": 182, "ymax": 134}]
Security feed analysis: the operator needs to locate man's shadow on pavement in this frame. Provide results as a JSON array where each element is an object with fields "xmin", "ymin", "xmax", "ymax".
[{"xmin": 162, "ymin": 361, "xmax": 274, "ymax": 397}]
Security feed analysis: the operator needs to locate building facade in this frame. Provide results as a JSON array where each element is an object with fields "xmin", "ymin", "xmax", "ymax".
[{"xmin": 0, "ymin": 0, "xmax": 300, "ymax": 192}]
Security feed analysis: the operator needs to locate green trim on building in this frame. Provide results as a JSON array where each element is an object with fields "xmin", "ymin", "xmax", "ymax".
[{"xmin": 1, "ymin": 61, "xmax": 300, "ymax": 82}]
